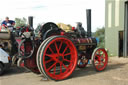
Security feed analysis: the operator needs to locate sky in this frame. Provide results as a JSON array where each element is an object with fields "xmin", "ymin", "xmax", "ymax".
[{"xmin": 0, "ymin": 0, "xmax": 105, "ymax": 32}]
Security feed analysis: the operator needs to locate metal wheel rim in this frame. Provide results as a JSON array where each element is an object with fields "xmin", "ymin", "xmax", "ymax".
[
  {"xmin": 93, "ymin": 48, "xmax": 108, "ymax": 71},
  {"xmin": 40, "ymin": 36, "xmax": 77, "ymax": 80}
]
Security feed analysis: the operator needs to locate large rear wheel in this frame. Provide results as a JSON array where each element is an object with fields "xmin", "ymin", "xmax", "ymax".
[
  {"xmin": 36, "ymin": 36, "xmax": 57, "ymax": 75},
  {"xmin": 39, "ymin": 36, "xmax": 78, "ymax": 80}
]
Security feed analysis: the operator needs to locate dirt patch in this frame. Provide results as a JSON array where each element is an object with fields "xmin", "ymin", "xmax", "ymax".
[{"xmin": 0, "ymin": 57, "xmax": 128, "ymax": 85}]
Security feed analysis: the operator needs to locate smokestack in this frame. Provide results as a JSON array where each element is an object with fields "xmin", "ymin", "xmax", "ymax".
[
  {"xmin": 28, "ymin": 16, "xmax": 33, "ymax": 28},
  {"xmin": 86, "ymin": 9, "xmax": 91, "ymax": 37}
]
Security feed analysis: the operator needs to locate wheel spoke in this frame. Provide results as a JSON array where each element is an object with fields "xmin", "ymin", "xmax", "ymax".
[
  {"xmin": 97, "ymin": 50, "xmax": 100, "ymax": 54},
  {"xmin": 95, "ymin": 54, "xmax": 100, "ymax": 58},
  {"xmin": 59, "ymin": 41, "xmax": 63, "ymax": 51},
  {"xmin": 54, "ymin": 41, "xmax": 59, "ymax": 54},
  {"xmin": 94, "ymin": 59, "xmax": 99, "ymax": 63},
  {"xmin": 53, "ymin": 64, "xmax": 56, "ymax": 75},
  {"xmin": 101, "ymin": 60, "xmax": 105, "ymax": 65},
  {"xmin": 49, "ymin": 46, "xmax": 54, "ymax": 54},
  {"xmin": 96, "ymin": 62, "xmax": 100, "ymax": 68},
  {"xmin": 62, "ymin": 46, "xmax": 68, "ymax": 54},
  {"xmin": 64, "ymin": 59, "xmax": 70, "ymax": 62},
  {"xmin": 45, "ymin": 54, "xmax": 53, "ymax": 58},
  {"xmin": 101, "ymin": 54, "xmax": 105, "ymax": 59},
  {"xmin": 45, "ymin": 59, "xmax": 53, "ymax": 64},
  {"xmin": 47, "ymin": 62, "xmax": 57, "ymax": 71},
  {"xmin": 60, "ymin": 63, "xmax": 62, "ymax": 73},
  {"xmin": 64, "ymin": 53, "xmax": 71, "ymax": 56},
  {"xmin": 94, "ymin": 56, "xmax": 100, "ymax": 62},
  {"xmin": 63, "ymin": 64, "xmax": 68, "ymax": 69}
]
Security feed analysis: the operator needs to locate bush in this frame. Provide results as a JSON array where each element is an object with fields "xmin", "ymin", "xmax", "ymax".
[{"xmin": 93, "ymin": 27, "xmax": 105, "ymax": 48}]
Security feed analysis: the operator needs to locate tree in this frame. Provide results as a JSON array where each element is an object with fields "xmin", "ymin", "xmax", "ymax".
[
  {"xmin": 93, "ymin": 27, "xmax": 105, "ymax": 48},
  {"xmin": 0, "ymin": 20, "xmax": 2, "ymax": 24},
  {"xmin": 35, "ymin": 23, "xmax": 42, "ymax": 37},
  {"xmin": 15, "ymin": 17, "xmax": 27, "ymax": 27},
  {"xmin": 35, "ymin": 24, "xmax": 42, "ymax": 33}
]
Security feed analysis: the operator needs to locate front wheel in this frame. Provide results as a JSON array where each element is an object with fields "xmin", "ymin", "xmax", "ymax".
[{"xmin": 92, "ymin": 48, "xmax": 108, "ymax": 71}]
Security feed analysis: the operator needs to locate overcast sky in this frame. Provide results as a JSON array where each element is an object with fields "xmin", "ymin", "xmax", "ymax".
[{"xmin": 0, "ymin": 0, "xmax": 105, "ymax": 32}]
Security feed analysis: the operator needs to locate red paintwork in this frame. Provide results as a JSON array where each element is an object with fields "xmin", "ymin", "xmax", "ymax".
[
  {"xmin": 93, "ymin": 49, "xmax": 108, "ymax": 71},
  {"xmin": 2, "ymin": 24, "xmax": 6, "ymax": 27},
  {"xmin": 42, "ymin": 37, "xmax": 78, "ymax": 80},
  {"xmin": 72, "ymin": 27, "xmax": 75, "ymax": 31},
  {"xmin": 24, "ymin": 47, "xmax": 40, "ymax": 74},
  {"xmin": 0, "ymin": 26, "xmax": 1, "ymax": 32},
  {"xmin": 73, "ymin": 38, "xmax": 94, "ymax": 44},
  {"xmin": 13, "ymin": 23, "xmax": 108, "ymax": 80},
  {"xmin": 16, "ymin": 39, "xmax": 21, "ymax": 44},
  {"xmin": 60, "ymin": 32, "xmax": 64, "ymax": 35},
  {"xmin": 20, "ymin": 62, "xmax": 24, "ymax": 67},
  {"xmin": 26, "ymin": 27, "xmax": 29, "ymax": 32}
]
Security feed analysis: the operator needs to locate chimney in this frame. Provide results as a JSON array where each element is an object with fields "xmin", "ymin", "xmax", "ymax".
[
  {"xmin": 86, "ymin": 9, "xmax": 91, "ymax": 37},
  {"xmin": 28, "ymin": 16, "xmax": 33, "ymax": 28}
]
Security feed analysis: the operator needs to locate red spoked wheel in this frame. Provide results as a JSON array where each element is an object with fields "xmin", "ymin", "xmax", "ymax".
[
  {"xmin": 92, "ymin": 48, "xmax": 108, "ymax": 71},
  {"xmin": 77, "ymin": 55, "xmax": 89, "ymax": 68},
  {"xmin": 36, "ymin": 36, "xmax": 56, "ymax": 75},
  {"xmin": 39, "ymin": 36, "xmax": 78, "ymax": 80}
]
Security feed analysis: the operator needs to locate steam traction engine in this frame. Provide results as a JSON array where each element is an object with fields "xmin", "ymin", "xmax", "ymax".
[
  {"xmin": 17, "ymin": 17, "xmax": 108, "ymax": 80},
  {"xmin": 0, "ymin": 11, "xmax": 108, "ymax": 81}
]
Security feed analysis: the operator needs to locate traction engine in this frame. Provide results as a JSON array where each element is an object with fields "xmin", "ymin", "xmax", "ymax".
[{"xmin": 0, "ymin": 10, "xmax": 108, "ymax": 81}]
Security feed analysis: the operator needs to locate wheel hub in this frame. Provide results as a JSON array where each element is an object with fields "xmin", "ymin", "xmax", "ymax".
[{"xmin": 58, "ymin": 56, "xmax": 63, "ymax": 61}]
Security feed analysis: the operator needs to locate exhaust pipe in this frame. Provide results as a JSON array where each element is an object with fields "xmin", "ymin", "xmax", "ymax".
[
  {"xmin": 28, "ymin": 16, "xmax": 33, "ymax": 28},
  {"xmin": 86, "ymin": 9, "xmax": 91, "ymax": 37}
]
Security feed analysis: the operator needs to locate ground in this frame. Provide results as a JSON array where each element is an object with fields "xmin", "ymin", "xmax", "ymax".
[{"xmin": 0, "ymin": 57, "xmax": 128, "ymax": 85}]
